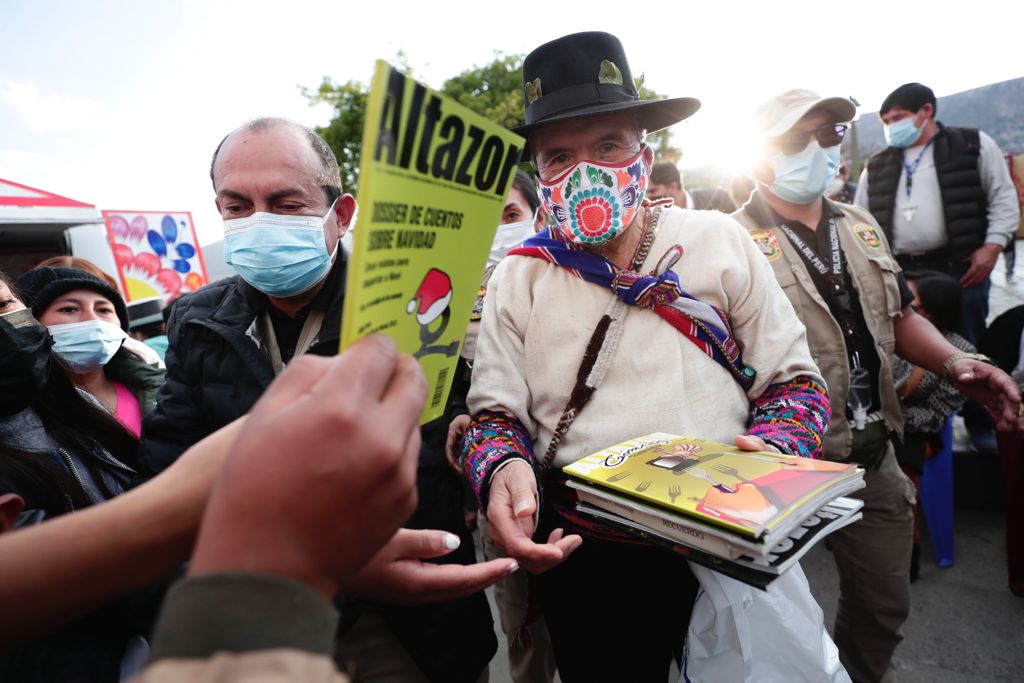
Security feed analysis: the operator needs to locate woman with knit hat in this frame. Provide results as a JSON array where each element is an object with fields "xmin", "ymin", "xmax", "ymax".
[
  {"xmin": 14, "ymin": 266, "xmax": 164, "ymax": 437},
  {"xmin": 1, "ymin": 269, "xmax": 164, "ymax": 681}
]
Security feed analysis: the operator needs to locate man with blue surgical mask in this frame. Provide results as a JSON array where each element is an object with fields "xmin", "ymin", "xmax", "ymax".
[
  {"xmin": 137, "ymin": 118, "xmax": 504, "ymax": 682},
  {"xmin": 853, "ymin": 83, "xmax": 1020, "ymax": 346},
  {"xmin": 139, "ymin": 117, "xmax": 358, "ymax": 477},
  {"xmin": 733, "ymin": 89, "xmax": 1021, "ymax": 683}
]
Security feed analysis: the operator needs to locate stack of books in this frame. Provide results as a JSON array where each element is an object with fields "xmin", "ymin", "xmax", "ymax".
[{"xmin": 563, "ymin": 433, "xmax": 866, "ymax": 589}]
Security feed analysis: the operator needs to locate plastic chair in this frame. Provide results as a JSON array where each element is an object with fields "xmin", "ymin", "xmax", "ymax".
[{"xmin": 919, "ymin": 415, "xmax": 955, "ymax": 567}]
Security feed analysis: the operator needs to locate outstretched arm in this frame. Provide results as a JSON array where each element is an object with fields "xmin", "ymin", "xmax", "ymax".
[
  {"xmin": 894, "ymin": 307, "xmax": 1020, "ymax": 431},
  {"xmin": 0, "ymin": 417, "xmax": 243, "ymax": 645}
]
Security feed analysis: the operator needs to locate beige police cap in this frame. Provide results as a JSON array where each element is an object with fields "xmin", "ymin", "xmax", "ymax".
[{"xmin": 755, "ymin": 89, "xmax": 856, "ymax": 138}]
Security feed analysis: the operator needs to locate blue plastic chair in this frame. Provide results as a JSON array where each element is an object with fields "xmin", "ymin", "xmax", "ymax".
[{"xmin": 919, "ymin": 415, "xmax": 955, "ymax": 568}]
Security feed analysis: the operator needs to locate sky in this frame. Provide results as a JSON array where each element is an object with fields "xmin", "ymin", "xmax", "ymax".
[{"xmin": 1, "ymin": 0, "xmax": 1022, "ymax": 246}]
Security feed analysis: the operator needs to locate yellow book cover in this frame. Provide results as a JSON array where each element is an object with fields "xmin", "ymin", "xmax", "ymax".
[
  {"xmin": 563, "ymin": 432, "xmax": 861, "ymax": 539},
  {"xmin": 340, "ymin": 61, "xmax": 525, "ymax": 423}
]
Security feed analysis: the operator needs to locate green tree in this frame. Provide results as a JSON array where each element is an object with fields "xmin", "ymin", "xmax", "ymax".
[
  {"xmin": 638, "ymin": 85, "xmax": 682, "ymax": 162},
  {"xmin": 440, "ymin": 53, "xmax": 525, "ymax": 130},
  {"xmin": 300, "ymin": 76, "xmax": 368, "ymax": 193}
]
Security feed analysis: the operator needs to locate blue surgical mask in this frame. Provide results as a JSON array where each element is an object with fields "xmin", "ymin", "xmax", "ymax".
[
  {"xmin": 770, "ymin": 141, "xmax": 841, "ymax": 205},
  {"xmin": 48, "ymin": 320, "xmax": 126, "ymax": 373},
  {"xmin": 885, "ymin": 116, "xmax": 923, "ymax": 149},
  {"xmin": 223, "ymin": 200, "xmax": 339, "ymax": 298}
]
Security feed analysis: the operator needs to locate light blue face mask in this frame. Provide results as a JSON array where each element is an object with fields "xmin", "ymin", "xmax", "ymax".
[
  {"xmin": 884, "ymin": 115, "xmax": 923, "ymax": 149},
  {"xmin": 223, "ymin": 200, "xmax": 339, "ymax": 298},
  {"xmin": 770, "ymin": 141, "xmax": 842, "ymax": 205},
  {"xmin": 48, "ymin": 320, "xmax": 127, "ymax": 373}
]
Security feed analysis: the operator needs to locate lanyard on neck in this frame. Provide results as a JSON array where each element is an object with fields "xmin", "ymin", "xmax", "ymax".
[
  {"xmin": 777, "ymin": 217, "xmax": 843, "ymax": 278},
  {"xmin": 777, "ymin": 217, "xmax": 861, "ymax": 340},
  {"xmin": 903, "ymin": 136, "xmax": 935, "ymax": 198},
  {"xmin": 263, "ymin": 310, "xmax": 326, "ymax": 376}
]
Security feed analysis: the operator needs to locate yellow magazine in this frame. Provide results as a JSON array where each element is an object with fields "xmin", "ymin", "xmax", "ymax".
[
  {"xmin": 340, "ymin": 61, "xmax": 525, "ymax": 423},
  {"xmin": 562, "ymin": 433, "xmax": 862, "ymax": 540}
]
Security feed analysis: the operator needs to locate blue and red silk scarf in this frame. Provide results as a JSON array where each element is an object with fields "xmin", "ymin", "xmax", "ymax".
[{"xmin": 509, "ymin": 225, "xmax": 757, "ymax": 391}]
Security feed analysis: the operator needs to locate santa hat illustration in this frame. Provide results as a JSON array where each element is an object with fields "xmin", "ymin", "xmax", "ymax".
[{"xmin": 406, "ymin": 268, "xmax": 453, "ymax": 326}]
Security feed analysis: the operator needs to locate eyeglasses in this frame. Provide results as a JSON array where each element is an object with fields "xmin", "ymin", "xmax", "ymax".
[{"xmin": 774, "ymin": 123, "xmax": 848, "ymax": 155}]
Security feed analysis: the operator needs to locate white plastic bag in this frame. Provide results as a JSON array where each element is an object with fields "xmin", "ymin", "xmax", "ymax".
[{"xmin": 681, "ymin": 563, "xmax": 850, "ymax": 683}]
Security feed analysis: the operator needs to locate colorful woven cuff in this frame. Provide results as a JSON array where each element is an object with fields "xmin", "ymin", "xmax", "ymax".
[
  {"xmin": 748, "ymin": 375, "xmax": 830, "ymax": 459},
  {"xmin": 461, "ymin": 410, "xmax": 535, "ymax": 509}
]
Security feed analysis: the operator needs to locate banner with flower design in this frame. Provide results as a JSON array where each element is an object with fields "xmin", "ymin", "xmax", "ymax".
[{"xmin": 102, "ymin": 210, "xmax": 208, "ymax": 302}]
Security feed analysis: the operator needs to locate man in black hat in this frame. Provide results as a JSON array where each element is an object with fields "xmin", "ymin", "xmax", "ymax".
[{"xmin": 460, "ymin": 32, "xmax": 831, "ymax": 680}]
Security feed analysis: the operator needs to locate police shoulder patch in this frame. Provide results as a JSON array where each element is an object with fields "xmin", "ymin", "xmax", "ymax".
[
  {"xmin": 749, "ymin": 228, "xmax": 782, "ymax": 261},
  {"xmin": 852, "ymin": 223, "xmax": 882, "ymax": 249}
]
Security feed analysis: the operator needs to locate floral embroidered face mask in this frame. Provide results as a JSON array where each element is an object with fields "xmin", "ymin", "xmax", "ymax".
[{"xmin": 537, "ymin": 146, "xmax": 651, "ymax": 246}]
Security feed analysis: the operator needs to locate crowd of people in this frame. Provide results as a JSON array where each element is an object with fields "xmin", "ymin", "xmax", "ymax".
[{"xmin": 1, "ymin": 30, "xmax": 1022, "ymax": 683}]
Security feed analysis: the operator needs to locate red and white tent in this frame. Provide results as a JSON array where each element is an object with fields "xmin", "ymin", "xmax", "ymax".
[
  {"xmin": 0, "ymin": 178, "xmax": 115, "ymax": 281},
  {"xmin": 0, "ymin": 177, "xmax": 101, "ymax": 223}
]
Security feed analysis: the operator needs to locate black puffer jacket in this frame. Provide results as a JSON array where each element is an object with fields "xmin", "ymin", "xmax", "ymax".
[
  {"xmin": 137, "ymin": 264, "xmax": 495, "ymax": 682},
  {"xmin": 136, "ymin": 273, "xmax": 294, "ymax": 478}
]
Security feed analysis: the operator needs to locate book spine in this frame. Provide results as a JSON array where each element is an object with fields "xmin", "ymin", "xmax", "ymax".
[{"xmin": 576, "ymin": 490, "xmax": 743, "ymax": 559}]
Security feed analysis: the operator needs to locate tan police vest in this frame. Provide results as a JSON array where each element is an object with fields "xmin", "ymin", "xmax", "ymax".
[{"xmin": 732, "ymin": 199, "xmax": 906, "ymax": 461}]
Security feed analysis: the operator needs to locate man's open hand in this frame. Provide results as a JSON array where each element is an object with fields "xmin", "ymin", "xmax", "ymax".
[
  {"xmin": 485, "ymin": 460, "xmax": 581, "ymax": 574},
  {"xmin": 949, "ymin": 358, "xmax": 1022, "ymax": 432}
]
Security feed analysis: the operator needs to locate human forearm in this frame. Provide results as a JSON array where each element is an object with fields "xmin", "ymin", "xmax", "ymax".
[
  {"xmin": 980, "ymin": 132, "xmax": 1020, "ymax": 247},
  {"xmin": 893, "ymin": 308, "xmax": 961, "ymax": 375},
  {"xmin": 0, "ymin": 474, "xmax": 200, "ymax": 644},
  {"xmin": 461, "ymin": 410, "xmax": 535, "ymax": 509},
  {"xmin": 895, "ymin": 308, "xmax": 1021, "ymax": 430},
  {"xmin": 148, "ymin": 573, "xmax": 339, "ymax": 661},
  {"xmin": 0, "ymin": 419, "xmax": 241, "ymax": 644},
  {"xmin": 747, "ymin": 375, "xmax": 831, "ymax": 458}
]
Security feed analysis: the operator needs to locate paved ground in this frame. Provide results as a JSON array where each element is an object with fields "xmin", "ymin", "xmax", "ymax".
[
  {"xmin": 484, "ymin": 508, "xmax": 1023, "ymax": 683},
  {"xmin": 483, "ymin": 243, "xmax": 1024, "ymax": 683},
  {"xmin": 803, "ymin": 511, "xmax": 1024, "ymax": 683}
]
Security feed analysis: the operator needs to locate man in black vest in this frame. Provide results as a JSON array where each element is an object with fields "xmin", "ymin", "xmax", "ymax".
[{"xmin": 853, "ymin": 83, "xmax": 1019, "ymax": 345}]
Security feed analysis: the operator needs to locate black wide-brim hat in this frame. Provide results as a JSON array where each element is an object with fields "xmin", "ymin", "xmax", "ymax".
[{"xmin": 512, "ymin": 32, "xmax": 700, "ymax": 150}]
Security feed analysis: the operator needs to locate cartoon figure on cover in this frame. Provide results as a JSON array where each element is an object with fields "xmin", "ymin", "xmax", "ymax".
[
  {"xmin": 406, "ymin": 267, "xmax": 459, "ymax": 358},
  {"xmin": 692, "ymin": 455, "xmax": 849, "ymax": 530}
]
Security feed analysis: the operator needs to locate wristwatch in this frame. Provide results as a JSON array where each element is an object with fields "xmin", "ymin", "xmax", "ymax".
[{"xmin": 943, "ymin": 351, "xmax": 995, "ymax": 380}]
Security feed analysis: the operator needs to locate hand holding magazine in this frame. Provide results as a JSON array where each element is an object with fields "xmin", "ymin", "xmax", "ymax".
[{"xmin": 563, "ymin": 433, "xmax": 865, "ymax": 588}]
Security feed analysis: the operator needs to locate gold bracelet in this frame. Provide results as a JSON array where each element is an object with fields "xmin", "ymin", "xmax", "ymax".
[{"xmin": 943, "ymin": 351, "xmax": 994, "ymax": 380}]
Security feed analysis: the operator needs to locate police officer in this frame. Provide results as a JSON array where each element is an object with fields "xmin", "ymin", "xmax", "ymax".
[{"xmin": 732, "ymin": 89, "xmax": 1021, "ymax": 683}]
